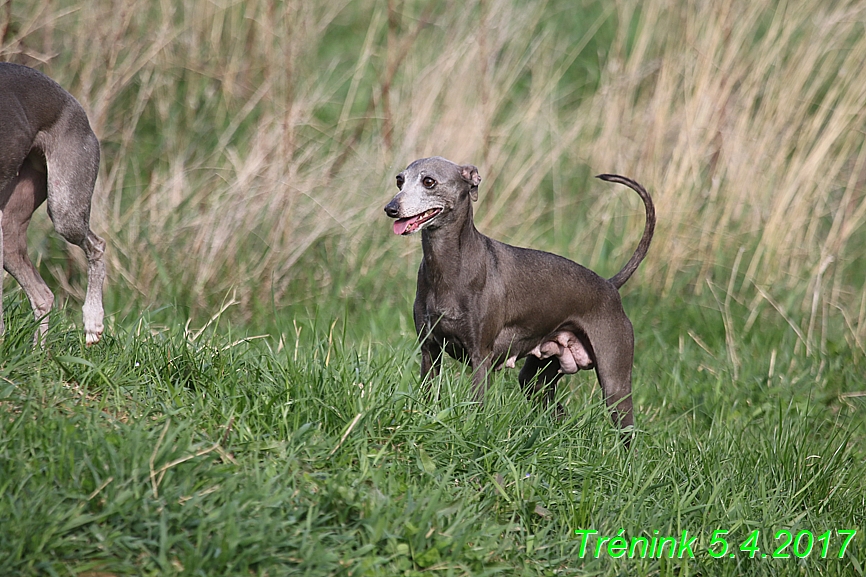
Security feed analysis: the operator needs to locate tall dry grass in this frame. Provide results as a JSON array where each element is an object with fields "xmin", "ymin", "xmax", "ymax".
[
  {"xmin": 583, "ymin": 2, "xmax": 866, "ymax": 356},
  {"xmin": 2, "ymin": 0, "xmax": 865, "ymax": 351}
]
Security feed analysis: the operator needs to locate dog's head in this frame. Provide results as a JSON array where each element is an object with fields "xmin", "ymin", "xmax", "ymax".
[{"xmin": 384, "ymin": 156, "xmax": 481, "ymax": 235}]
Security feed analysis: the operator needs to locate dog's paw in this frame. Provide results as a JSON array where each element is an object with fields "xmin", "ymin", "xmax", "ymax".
[
  {"xmin": 85, "ymin": 331, "xmax": 103, "ymax": 345},
  {"xmin": 84, "ymin": 316, "xmax": 104, "ymax": 346},
  {"xmin": 85, "ymin": 325, "xmax": 103, "ymax": 345},
  {"xmin": 83, "ymin": 302, "xmax": 104, "ymax": 346}
]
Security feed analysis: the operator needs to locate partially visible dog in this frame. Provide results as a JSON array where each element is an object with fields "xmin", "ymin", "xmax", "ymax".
[
  {"xmin": 384, "ymin": 157, "xmax": 654, "ymax": 441},
  {"xmin": 0, "ymin": 63, "xmax": 106, "ymax": 345}
]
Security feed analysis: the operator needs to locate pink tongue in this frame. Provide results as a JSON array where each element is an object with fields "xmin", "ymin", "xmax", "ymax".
[{"xmin": 393, "ymin": 217, "xmax": 414, "ymax": 235}]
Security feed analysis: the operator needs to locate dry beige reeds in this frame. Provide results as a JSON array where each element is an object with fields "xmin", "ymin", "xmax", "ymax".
[
  {"xmin": 2, "ymin": 0, "xmax": 864, "ymax": 350},
  {"xmin": 581, "ymin": 2, "xmax": 866, "ymax": 352}
]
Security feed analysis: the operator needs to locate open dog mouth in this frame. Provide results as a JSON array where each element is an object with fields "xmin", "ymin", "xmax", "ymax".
[{"xmin": 392, "ymin": 208, "xmax": 442, "ymax": 235}]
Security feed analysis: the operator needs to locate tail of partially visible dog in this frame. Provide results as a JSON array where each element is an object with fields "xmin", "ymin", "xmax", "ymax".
[{"xmin": 595, "ymin": 174, "xmax": 656, "ymax": 290}]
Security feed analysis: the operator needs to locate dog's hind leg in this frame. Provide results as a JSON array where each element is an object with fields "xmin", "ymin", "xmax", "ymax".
[
  {"xmin": 590, "ymin": 315, "xmax": 635, "ymax": 445},
  {"xmin": 44, "ymin": 126, "xmax": 106, "ymax": 345},
  {"xmin": 2, "ymin": 157, "xmax": 54, "ymax": 343},
  {"xmin": 0, "ymin": 135, "xmax": 35, "ymax": 338}
]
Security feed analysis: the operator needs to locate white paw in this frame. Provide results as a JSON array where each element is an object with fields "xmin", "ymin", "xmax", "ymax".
[
  {"xmin": 83, "ymin": 301, "xmax": 104, "ymax": 345},
  {"xmin": 85, "ymin": 321, "xmax": 104, "ymax": 345}
]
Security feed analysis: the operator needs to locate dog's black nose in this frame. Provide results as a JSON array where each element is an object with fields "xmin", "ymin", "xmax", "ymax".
[{"xmin": 384, "ymin": 199, "xmax": 400, "ymax": 218}]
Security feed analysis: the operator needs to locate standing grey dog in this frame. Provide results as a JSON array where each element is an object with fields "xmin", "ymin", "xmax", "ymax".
[
  {"xmin": 384, "ymin": 157, "xmax": 654, "ymax": 439},
  {"xmin": 0, "ymin": 62, "xmax": 105, "ymax": 345}
]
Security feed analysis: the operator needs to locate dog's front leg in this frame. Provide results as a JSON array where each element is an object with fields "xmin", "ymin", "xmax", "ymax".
[
  {"xmin": 470, "ymin": 356, "xmax": 492, "ymax": 405},
  {"xmin": 419, "ymin": 341, "xmax": 442, "ymax": 381},
  {"xmin": 416, "ymin": 318, "xmax": 441, "ymax": 383},
  {"xmin": 418, "ymin": 340, "xmax": 443, "ymax": 403}
]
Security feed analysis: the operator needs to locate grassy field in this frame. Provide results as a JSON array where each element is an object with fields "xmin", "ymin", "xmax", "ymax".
[{"xmin": 2, "ymin": 0, "xmax": 865, "ymax": 575}]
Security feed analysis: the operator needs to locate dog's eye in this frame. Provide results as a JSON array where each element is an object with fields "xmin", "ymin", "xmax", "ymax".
[
  {"xmin": 422, "ymin": 177, "xmax": 436, "ymax": 189},
  {"xmin": 396, "ymin": 175, "xmax": 404, "ymax": 189}
]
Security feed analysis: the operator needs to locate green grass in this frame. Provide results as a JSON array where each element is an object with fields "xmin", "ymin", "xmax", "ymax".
[
  {"xmin": 1, "ymin": 291, "xmax": 863, "ymax": 576},
  {"xmin": 3, "ymin": 0, "xmax": 866, "ymax": 574}
]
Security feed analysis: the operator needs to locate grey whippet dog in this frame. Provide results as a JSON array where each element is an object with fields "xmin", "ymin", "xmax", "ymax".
[
  {"xmin": 0, "ymin": 62, "xmax": 106, "ymax": 345},
  {"xmin": 384, "ymin": 157, "xmax": 654, "ymax": 440}
]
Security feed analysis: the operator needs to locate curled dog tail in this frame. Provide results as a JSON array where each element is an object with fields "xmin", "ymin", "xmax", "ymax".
[{"xmin": 596, "ymin": 174, "xmax": 656, "ymax": 290}]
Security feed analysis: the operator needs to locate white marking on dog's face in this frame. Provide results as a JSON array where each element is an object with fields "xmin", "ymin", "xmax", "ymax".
[{"xmin": 384, "ymin": 157, "xmax": 481, "ymax": 235}]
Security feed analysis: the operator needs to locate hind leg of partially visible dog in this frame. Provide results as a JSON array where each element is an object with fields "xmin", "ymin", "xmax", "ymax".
[
  {"xmin": 0, "ymin": 153, "xmax": 105, "ymax": 345},
  {"xmin": 1, "ymin": 157, "xmax": 53, "ymax": 340},
  {"xmin": 44, "ymin": 146, "xmax": 107, "ymax": 346},
  {"xmin": 1, "ymin": 151, "xmax": 105, "ymax": 345},
  {"xmin": 0, "ymin": 63, "xmax": 106, "ymax": 345}
]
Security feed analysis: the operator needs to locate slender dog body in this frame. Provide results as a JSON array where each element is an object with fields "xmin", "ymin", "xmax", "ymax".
[
  {"xmin": 0, "ymin": 62, "xmax": 105, "ymax": 344},
  {"xmin": 385, "ymin": 157, "xmax": 654, "ymax": 436}
]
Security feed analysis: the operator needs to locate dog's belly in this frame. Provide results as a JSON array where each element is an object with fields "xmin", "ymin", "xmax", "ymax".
[{"xmin": 421, "ymin": 298, "xmax": 596, "ymax": 374}]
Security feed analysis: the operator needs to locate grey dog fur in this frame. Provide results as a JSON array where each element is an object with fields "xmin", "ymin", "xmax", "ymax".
[
  {"xmin": 0, "ymin": 62, "xmax": 105, "ymax": 345},
  {"xmin": 384, "ymin": 156, "xmax": 654, "ymax": 441}
]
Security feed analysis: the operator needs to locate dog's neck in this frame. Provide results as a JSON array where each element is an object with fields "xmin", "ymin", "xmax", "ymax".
[{"xmin": 420, "ymin": 201, "xmax": 485, "ymax": 284}]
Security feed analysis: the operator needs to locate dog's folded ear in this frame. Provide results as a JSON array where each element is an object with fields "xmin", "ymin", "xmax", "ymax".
[{"xmin": 460, "ymin": 164, "xmax": 482, "ymax": 201}]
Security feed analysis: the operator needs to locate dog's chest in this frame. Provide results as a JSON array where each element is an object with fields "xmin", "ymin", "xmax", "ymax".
[
  {"xmin": 422, "ymin": 298, "xmax": 468, "ymax": 337},
  {"xmin": 421, "ymin": 287, "xmax": 515, "ymax": 359},
  {"xmin": 415, "ymin": 253, "xmax": 505, "ymax": 356},
  {"xmin": 420, "ymin": 290, "xmax": 476, "ymax": 341}
]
